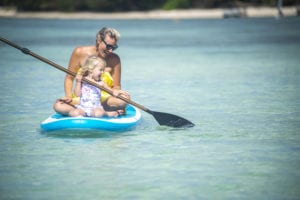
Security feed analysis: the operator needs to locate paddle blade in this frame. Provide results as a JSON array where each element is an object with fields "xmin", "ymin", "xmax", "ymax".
[{"xmin": 151, "ymin": 111, "xmax": 195, "ymax": 128}]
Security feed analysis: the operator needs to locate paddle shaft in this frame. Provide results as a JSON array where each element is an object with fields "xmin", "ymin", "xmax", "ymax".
[{"xmin": 0, "ymin": 37, "xmax": 152, "ymax": 114}]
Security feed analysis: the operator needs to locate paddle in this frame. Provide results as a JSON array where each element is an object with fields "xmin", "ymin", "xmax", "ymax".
[{"xmin": 0, "ymin": 37, "xmax": 195, "ymax": 128}]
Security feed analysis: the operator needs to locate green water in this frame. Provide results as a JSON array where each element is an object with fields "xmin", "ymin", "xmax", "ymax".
[{"xmin": 0, "ymin": 17, "xmax": 300, "ymax": 199}]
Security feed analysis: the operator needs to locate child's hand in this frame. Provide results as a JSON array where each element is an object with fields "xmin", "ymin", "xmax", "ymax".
[
  {"xmin": 76, "ymin": 74, "xmax": 82, "ymax": 82},
  {"xmin": 99, "ymin": 81, "xmax": 104, "ymax": 87}
]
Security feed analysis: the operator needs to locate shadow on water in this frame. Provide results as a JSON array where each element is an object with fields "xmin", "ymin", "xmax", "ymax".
[
  {"xmin": 156, "ymin": 125, "xmax": 196, "ymax": 132},
  {"xmin": 39, "ymin": 128, "xmax": 135, "ymax": 139},
  {"xmin": 39, "ymin": 123, "xmax": 196, "ymax": 140}
]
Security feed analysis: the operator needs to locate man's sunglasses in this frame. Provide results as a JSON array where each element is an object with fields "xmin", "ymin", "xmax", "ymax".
[{"xmin": 102, "ymin": 40, "xmax": 118, "ymax": 51}]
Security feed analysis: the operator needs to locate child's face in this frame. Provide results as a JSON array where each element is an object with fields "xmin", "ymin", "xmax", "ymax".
[{"xmin": 92, "ymin": 65, "xmax": 105, "ymax": 81}]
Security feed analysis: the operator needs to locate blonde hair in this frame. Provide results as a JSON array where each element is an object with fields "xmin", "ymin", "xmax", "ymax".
[{"xmin": 79, "ymin": 56, "xmax": 107, "ymax": 77}]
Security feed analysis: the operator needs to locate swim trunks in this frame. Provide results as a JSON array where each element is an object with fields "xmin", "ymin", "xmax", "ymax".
[{"xmin": 100, "ymin": 71, "xmax": 113, "ymax": 102}]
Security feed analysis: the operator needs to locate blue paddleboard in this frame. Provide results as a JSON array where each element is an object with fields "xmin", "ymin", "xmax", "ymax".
[{"xmin": 40, "ymin": 105, "xmax": 141, "ymax": 131}]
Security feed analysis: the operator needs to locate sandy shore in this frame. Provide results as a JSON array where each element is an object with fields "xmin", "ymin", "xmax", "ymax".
[{"xmin": 0, "ymin": 6, "xmax": 298, "ymax": 19}]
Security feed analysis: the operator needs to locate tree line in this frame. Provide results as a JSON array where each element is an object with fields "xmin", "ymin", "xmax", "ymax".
[{"xmin": 0, "ymin": 0, "xmax": 299, "ymax": 12}]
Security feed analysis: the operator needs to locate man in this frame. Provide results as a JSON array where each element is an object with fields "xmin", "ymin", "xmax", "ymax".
[{"xmin": 53, "ymin": 27, "xmax": 129, "ymax": 116}]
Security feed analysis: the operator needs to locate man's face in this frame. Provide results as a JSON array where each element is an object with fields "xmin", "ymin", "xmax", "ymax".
[{"xmin": 97, "ymin": 35, "xmax": 118, "ymax": 58}]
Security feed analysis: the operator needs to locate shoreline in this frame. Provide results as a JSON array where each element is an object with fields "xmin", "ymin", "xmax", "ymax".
[{"xmin": 0, "ymin": 6, "xmax": 298, "ymax": 20}]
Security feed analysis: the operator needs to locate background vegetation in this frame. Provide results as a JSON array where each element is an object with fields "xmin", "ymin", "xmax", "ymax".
[{"xmin": 0, "ymin": 0, "xmax": 299, "ymax": 12}]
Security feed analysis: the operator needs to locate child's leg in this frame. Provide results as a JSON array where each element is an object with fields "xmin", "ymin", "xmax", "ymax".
[
  {"xmin": 93, "ymin": 108, "xmax": 105, "ymax": 117},
  {"xmin": 69, "ymin": 108, "xmax": 85, "ymax": 117}
]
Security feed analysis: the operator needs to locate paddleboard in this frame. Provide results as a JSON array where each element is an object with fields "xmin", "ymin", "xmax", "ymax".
[{"xmin": 40, "ymin": 105, "xmax": 141, "ymax": 131}]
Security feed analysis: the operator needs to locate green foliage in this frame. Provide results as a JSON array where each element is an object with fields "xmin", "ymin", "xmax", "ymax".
[
  {"xmin": 163, "ymin": 0, "xmax": 192, "ymax": 10},
  {"xmin": 1, "ymin": 0, "xmax": 299, "ymax": 11},
  {"xmin": 56, "ymin": 0, "xmax": 74, "ymax": 12}
]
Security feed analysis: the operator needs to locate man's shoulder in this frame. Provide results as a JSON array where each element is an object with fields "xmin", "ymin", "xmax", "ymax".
[{"xmin": 73, "ymin": 45, "xmax": 95, "ymax": 55}]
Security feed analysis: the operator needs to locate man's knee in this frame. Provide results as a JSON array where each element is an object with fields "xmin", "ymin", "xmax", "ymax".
[{"xmin": 53, "ymin": 100, "xmax": 73, "ymax": 115}]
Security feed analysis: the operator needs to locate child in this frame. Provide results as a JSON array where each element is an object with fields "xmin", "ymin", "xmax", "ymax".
[{"xmin": 69, "ymin": 56, "xmax": 123, "ymax": 117}]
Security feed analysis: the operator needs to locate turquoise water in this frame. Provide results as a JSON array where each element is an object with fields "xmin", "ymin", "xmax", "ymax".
[{"xmin": 1, "ymin": 17, "xmax": 300, "ymax": 199}]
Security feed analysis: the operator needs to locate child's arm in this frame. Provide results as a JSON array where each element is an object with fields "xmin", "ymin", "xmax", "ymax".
[{"xmin": 74, "ymin": 74, "xmax": 82, "ymax": 97}]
